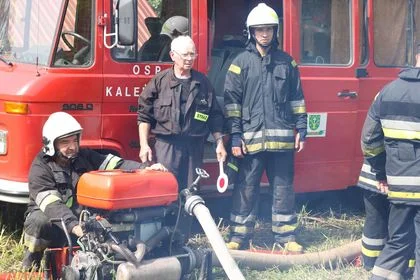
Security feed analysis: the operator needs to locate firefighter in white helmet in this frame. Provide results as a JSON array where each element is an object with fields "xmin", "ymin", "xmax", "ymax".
[
  {"xmin": 224, "ymin": 3, "xmax": 307, "ymax": 253},
  {"xmin": 22, "ymin": 112, "xmax": 167, "ymax": 270}
]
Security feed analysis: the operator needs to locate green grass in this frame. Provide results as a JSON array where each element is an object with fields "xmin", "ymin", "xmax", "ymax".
[{"xmin": 189, "ymin": 205, "xmax": 370, "ymax": 280}]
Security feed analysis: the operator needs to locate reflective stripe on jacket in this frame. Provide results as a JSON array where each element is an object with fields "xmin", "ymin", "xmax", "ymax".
[
  {"xmin": 361, "ymin": 68, "xmax": 420, "ymax": 205},
  {"xmin": 224, "ymin": 43, "xmax": 307, "ymax": 154}
]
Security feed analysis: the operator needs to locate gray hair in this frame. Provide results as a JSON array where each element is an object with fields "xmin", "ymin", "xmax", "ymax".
[{"xmin": 171, "ymin": 35, "xmax": 196, "ymax": 53}]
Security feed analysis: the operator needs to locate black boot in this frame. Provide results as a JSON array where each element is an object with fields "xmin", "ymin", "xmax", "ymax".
[{"xmin": 22, "ymin": 249, "xmax": 42, "ymax": 271}]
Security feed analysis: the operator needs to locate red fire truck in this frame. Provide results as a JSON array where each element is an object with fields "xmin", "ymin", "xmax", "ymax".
[{"xmin": 0, "ymin": 0, "xmax": 418, "ymax": 204}]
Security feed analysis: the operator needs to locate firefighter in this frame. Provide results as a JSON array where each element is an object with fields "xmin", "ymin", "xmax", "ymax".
[
  {"xmin": 158, "ymin": 16, "xmax": 189, "ymax": 61},
  {"xmin": 361, "ymin": 46, "xmax": 420, "ymax": 279},
  {"xmin": 357, "ymin": 161, "xmax": 414, "ymax": 276},
  {"xmin": 137, "ymin": 35, "xmax": 227, "ymax": 190},
  {"xmin": 22, "ymin": 112, "xmax": 167, "ymax": 270},
  {"xmin": 160, "ymin": 16, "xmax": 189, "ymax": 40},
  {"xmin": 224, "ymin": 3, "xmax": 307, "ymax": 252}
]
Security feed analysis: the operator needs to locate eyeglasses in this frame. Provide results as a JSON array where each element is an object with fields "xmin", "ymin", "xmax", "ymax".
[{"xmin": 172, "ymin": 50, "xmax": 198, "ymax": 60}]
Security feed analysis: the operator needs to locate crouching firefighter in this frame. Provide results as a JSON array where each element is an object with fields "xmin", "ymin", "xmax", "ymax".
[
  {"xmin": 22, "ymin": 112, "xmax": 167, "ymax": 270},
  {"xmin": 357, "ymin": 160, "xmax": 415, "ymax": 277}
]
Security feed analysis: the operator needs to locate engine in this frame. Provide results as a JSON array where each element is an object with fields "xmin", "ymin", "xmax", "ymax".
[{"xmin": 52, "ymin": 169, "xmax": 214, "ymax": 280}]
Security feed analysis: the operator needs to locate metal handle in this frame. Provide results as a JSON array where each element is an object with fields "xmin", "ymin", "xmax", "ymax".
[{"xmin": 337, "ymin": 91, "xmax": 358, "ymax": 98}]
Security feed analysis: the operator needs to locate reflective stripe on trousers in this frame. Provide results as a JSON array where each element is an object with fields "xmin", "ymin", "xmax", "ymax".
[
  {"xmin": 229, "ymin": 151, "xmax": 297, "ymax": 243},
  {"xmin": 371, "ymin": 203, "xmax": 417, "ymax": 280}
]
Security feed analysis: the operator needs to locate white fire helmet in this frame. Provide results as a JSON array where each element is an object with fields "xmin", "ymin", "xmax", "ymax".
[
  {"xmin": 246, "ymin": 3, "xmax": 279, "ymax": 41},
  {"xmin": 161, "ymin": 16, "xmax": 189, "ymax": 39},
  {"xmin": 42, "ymin": 112, "xmax": 82, "ymax": 156}
]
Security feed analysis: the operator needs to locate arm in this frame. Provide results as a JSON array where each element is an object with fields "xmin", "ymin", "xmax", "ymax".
[
  {"xmin": 224, "ymin": 61, "xmax": 246, "ymax": 157},
  {"xmin": 85, "ymin": 149, "xmax": 167, "ymax": 171},
  {"xmin": 207, "ymin": 84, "xmax": 227, "ymax": 162},
  {"xmin": 137, "ymin": 79, "xmax": 158, "ymax": 162},
  {"xmin": 361, "ymin": 93, "xmax": 386, "ymax": 179},
  {"xmin": 289, "ymin": 60, "xmax": 307, "ymax": 152},
  {"xmin": 138, "ymin": 122, "xmax": 153, "ymax": 162}
]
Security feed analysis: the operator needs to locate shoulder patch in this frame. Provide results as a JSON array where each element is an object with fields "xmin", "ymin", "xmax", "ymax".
[
  {"xmin": 228, "ymin": 64, "xmax": 241, "ymax": 75},
  {"xmin": 291, "ymin": 60, "xmax": 297, "ymax": 67}
]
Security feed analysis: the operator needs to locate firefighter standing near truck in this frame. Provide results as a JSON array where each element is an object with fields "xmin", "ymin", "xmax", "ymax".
[
  {"xmin": 138, "ymin": 35, "xmax": 227, "ymax": 190},
  {"xmin": 361, "ymin": 46, "xmax": 420, "ymax": 279},
  {"xmin": 224, "ymin": 3, "xmax": 307, "ymax": 252},
  {"xmin": 22, "ymin": 112, "xmax": 167, "ymax": 270}
]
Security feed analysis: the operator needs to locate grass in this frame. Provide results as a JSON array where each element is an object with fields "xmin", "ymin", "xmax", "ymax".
[
  {"xmin": 188, "ymin": 201, "xmax": 370, "ymax": 280},
  {"xmin": 0, "ymin": 190, "xmax": 371, "ymax": 279}
]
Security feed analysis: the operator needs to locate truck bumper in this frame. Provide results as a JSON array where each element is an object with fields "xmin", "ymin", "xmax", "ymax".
[{"xmin": 0, "ymin": 179, "xmax": 29, "ymax": 204}]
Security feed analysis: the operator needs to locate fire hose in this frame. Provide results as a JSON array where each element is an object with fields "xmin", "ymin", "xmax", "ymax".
[{"xmin": 212, "ymin": 239, "xmax": 362, "ymax": 271}]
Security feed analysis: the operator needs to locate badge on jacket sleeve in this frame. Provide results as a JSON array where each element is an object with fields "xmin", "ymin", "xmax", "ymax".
[{"xmin": 194, "ymin": 112, "xmax": 209, "ymax": 122}]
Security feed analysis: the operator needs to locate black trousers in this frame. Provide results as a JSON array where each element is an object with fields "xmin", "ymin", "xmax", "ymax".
[
  {"xmin": 229, "ymin": 151, "xmax": 297, "ymax": 244},
  {"xmin": 23, "ymin": 210, "xmax": 68, "ymax": 253},
  {"xmin": 362, "ymin": 191, "xmax": 390, "ymax": 270},
  {"xmin": 154, "ymin": 136, "xmax": 205, "ymax": 243},
  {"xmin": 155, "ymin": 136, "xmax": 204, "ymax": 190},
  {"xmin": 371, "ymin": 203, "xmax": 417, "ymax": 280}
]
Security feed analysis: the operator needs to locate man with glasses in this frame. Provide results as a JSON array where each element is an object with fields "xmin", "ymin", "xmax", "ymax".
[{"xmin": 137, "ymin": 35, "xmax": 227, "ymax": 191}]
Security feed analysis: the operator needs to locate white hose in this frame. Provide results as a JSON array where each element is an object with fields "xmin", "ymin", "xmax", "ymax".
[
  {"xmin": 193, "ymin": 203, "xmax": 245, "ymax": 280},
  {"xmin": 212, "ymin": 239, "xmax": 362, "ymax": 271}
]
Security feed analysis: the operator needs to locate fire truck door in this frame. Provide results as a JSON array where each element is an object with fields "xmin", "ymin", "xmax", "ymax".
[{"xmin": 289, "ymin": 0, "xmax": 361, "ymax": 192}]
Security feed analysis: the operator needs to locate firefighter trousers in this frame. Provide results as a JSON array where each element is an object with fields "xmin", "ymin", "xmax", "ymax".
[
  {"xmin": 23, "ymin": 210, "xmax": 68, "ymax": 253},
  {"xmin": 362, "ymin": 190, "xmax": 389, "ymax": 270},
  {"xmin": 371, "ymin": 203, "xmax": 417, "ymax": 280},
  {"xmin": 229, "ymin": 151, "xmax": 297, "ymax": 245}
]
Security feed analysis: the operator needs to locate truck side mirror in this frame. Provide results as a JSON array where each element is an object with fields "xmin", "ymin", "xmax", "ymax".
[{"xmin": 117, "ymin": 0, "xmax": 135, "ymax": 46}]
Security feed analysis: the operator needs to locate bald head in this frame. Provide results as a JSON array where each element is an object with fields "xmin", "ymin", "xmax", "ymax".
[{"xmin": 171, "ymin": 35, "xmax": 196, "ymax": 53}]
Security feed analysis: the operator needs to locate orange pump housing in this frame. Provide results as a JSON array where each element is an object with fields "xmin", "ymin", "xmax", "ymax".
[{"xmin": 77, "ymin": 170, "xmax": 178, "ymax": 210}]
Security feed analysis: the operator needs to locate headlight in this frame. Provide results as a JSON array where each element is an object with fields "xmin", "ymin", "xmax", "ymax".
[{"xmin": 0, "ymin": 130, "xmax": 8, "ymax": 155}]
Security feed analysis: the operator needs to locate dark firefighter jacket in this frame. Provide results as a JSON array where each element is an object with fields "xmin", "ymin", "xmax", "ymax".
[
  {"xmin": 361, "ymin": 67, "xmax": 420, "ymax": 205},
  {"xmin": 137, "ymin": 67, "xmax": 224, "ymax": 137},
  {"xmin": 224, "ymin": 43, "xmax": 307, "ymax": 154},
  {"xmin": 27, "ymin": 149, "xmax": 143, "ymax": 233},
  {"xmin": 358, "ymin": 160, "xmax": 385, "ymax": 194}
]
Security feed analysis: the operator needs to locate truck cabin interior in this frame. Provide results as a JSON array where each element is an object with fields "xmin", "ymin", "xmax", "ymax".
[{"xmin": 54, "ymin": 0, "xmax": 93, "ymax": 67}]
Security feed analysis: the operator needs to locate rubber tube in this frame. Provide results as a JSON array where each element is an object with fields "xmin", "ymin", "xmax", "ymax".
[
  {"xmin": 116, "ymin": 257, "xmax": 182, "ymax": 280},
  {"xmin": 211, "ymin": 239, "xmax": 361, "ymax": 271},
  {"xmin": 191, "ymin": 202, "xmax": 245, "ymax": 280}
]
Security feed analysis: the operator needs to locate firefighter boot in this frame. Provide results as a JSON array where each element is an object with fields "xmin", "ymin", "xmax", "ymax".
[
  {"xmin": 22, "ymin": 249, "xmax": 42, "ymax": 271},
  {"xmin": 283, "ymin": 241, "xmax": 304, "ymax": 253},
  {"xmin": 273, "ymin": 241, "xmax": 304, "ymax": 254},
  {"xmin": 226, "ymin": 241, "xmax": 241, "ymax": 250},
  {"xmin": 226, "ymin": 238, "xmax": 249, "ymax": 250}
]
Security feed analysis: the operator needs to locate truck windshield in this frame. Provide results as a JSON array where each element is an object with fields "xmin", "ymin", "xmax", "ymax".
[{"xmin": 0, "ymin": 0, "xmax": 63, "ymax": 66}]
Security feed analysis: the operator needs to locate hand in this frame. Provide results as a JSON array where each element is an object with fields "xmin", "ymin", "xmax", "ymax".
[
  {"xmin": 232, "ymin": 140, "xmax": 247, "ymax": 158},
  {"xmin": 71, "ymin": 225, "xmax": 84, "ymax": 237},
  {"xmin": 216, "ymin": 141, "xmax": 227, "ymax": 162},
  {"xmin": 377, "ymin": 180, "xmax": 389, "ymax": 194},
  {"xmin": 139, "ymin": 145, "xmax": 153, "ymax": 163},
  {"xmin": 295, "ymin": 133, "xmax": 305, "ymax": 152},
  {"xmin": 146, "ymin": 163, "xmax": 168, "ymax": 172}
]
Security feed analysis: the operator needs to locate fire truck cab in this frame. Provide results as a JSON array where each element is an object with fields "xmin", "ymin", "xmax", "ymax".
[{"xmin": 0, "ymin": 0, "xmax": 419, "ymax": 203}]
